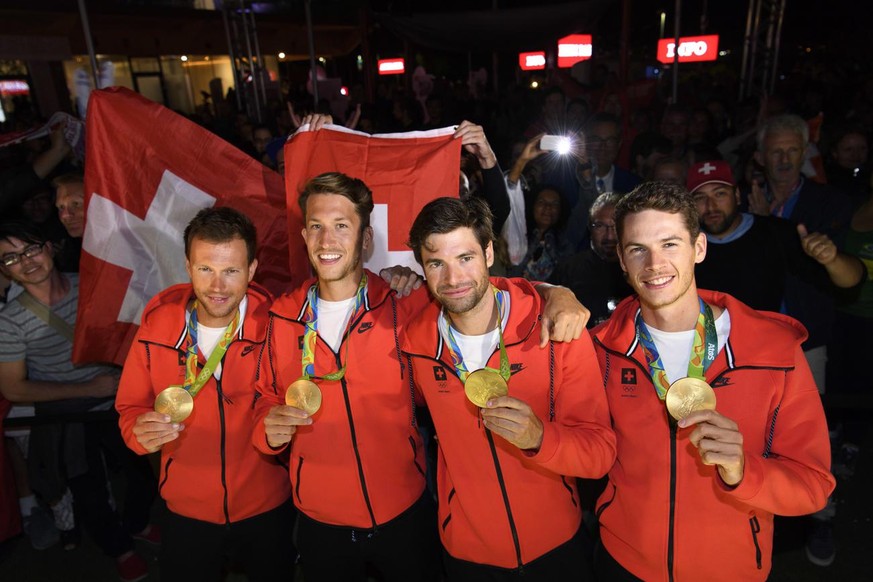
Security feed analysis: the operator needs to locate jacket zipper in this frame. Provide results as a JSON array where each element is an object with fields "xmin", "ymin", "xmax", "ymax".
[
  {"xmin": 486, "ymin": 430, "xmax": 524, "ymax": 573},
  {"xmin": 216, "ymin": 375, "xmax": 230, "ymax": 525},
  {"xmin": 159, "ymin": 457, "xmax": 173, "ymax": 492},
  {"xmin": 442, "ymin": 487, "xmax": 455, "ymax": 531},
  {"xmin": 337, "ymin": 353, "xmax": 379, "ymax": 533},
  {"xmin": 295, "ymin": 456, "xmax": 305, "ymax": 504},
  {"xmin": 409, "ymin": 436, "xmax": 426, "ymax": 477},
  {"xmin": 667, "ymin": 418, "xmax": 677, "ymax": 582},
  {"xmin": 749, "ymin": 515, "xmax": 763, "ymax": 569}
]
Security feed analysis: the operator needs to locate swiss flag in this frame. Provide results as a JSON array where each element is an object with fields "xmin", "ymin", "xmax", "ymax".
[
  {"xmin": 74, "ymin": 87, "xmax": 302, "ymax": 366},
  {"xmin": 284, "ymin": 125, "xmax": 461, "ymax": 277}
]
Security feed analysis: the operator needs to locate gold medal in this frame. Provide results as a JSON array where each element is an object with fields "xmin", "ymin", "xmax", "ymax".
[
  {"xmin": 285, "ymin": 378, "xmax": 322, "ymax": 415},
  {"xmin": 154, "ymin": 385, "xmax": 194, "ymax": 423},
  {"xmin": 464, "ymin": 369, "xmax": 509, "ymax": 408},
  {"xmin": 666, "ymin": 377, "xmax": 717, "ymax": 421}
]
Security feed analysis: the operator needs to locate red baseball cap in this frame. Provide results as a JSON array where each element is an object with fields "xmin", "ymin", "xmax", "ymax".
[{"xmin": 686, "ymin": 160, "xmax": 735, "ymax": 194}]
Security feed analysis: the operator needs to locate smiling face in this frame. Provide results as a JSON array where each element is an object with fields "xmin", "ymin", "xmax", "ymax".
[
  {"xmin": 618, "ymin": 209, "xmax": 706, "ymax": 316},
  {"xmin": 421, "ymin": 226, "xmax": 494, "ymax": 323},
  {"xmin": 301, "ymin": 193, "xmax": 372, "ymax": 300},
  {"xmin": 185, "ymin": 236, "xmax": 256, "ymax": 327},
  {"xmin": 0, "ymin": 236, "xmax": 53, "ymax": 288}
]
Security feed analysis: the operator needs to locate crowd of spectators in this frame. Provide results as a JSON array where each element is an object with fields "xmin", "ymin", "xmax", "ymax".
[{"xmin": 1, "ymin": 58, "xmax": 872, "ymax": 578}]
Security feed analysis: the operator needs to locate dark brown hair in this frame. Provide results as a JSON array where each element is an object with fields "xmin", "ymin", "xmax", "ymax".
[
  {"xmin": 184, "ymin": 207, "xmax": 257, "ymax": 264},
  {"xmin": 614, "ymin": 181, "xmax": 700, "ymax": 245},
  {"xmin": 298, "ymin": 172, "xmax": 374, "ymax": 232},
  {"xmin": 407, "ymin": 196, "xmax": 494, "ymax": 265}
]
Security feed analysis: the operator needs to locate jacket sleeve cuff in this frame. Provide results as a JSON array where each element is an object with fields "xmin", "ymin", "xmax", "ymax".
[
  {"xmin": 716, "ymin": 451, "xmax": 763, "ymax": 500},
  {"xmin": 525, "ymin": 421, "xmax": 559, "ymax": 463}
]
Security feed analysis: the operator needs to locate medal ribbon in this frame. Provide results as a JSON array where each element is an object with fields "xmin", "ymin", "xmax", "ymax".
[
  {"xmin": 300, "ymin": 274, "xmax": 368, "ymax": 381},
  {"xmin": 440, "ymin": 286, "xmax": 510, "ymax": 383},
  {"xmin": 635, "ymin": 297, "xmax": 717, "ymax": 400},
  {"xmin": 184, "ymin": 301, "xmax": 240, "ymax": 398}
]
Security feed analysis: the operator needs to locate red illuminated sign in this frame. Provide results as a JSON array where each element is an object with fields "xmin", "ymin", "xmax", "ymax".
[
  {"xmin": 557, "ymin": 34, "xmax": 593, "ymax": 68},
  {"xmin": 657, "ymin": 35, "xmax": 719, "ymax": 63},
  {"xmin": 378, "ymin": 58, "xmax": 405, "ymax": 75},
  {"xmin": 518, "ymin": 52, "xmax": 546, "ymax": 71}
]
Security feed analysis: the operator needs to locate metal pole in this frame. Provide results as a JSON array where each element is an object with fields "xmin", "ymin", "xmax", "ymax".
[
  {"xmin": 304, "ymin": 0, "xmax": 319, "ymax": 107},
  {"xmin": 76, "ymin": 0, "xmax": 100, "ymax": 89},
  {"xmin": 239, "ymin": 0, "xmax": 261, "ymax": 122},
  {"xmin": 221, "ymin": 2, "xmax": 242, "ymax": 110},
  {"xmin": 671, "ymin": 0, "xmax": 681, "ymax": 104},
  {"xmin": 747, "ymin": 0, "xmax": 764, "ymax": 97},
  {"xmin": 738, "ymin": 0, "xmax": 756, "ymax": 100},
  {"xmin": 248, "ymin": 5, "xmax": 268, "ymax": 110},
  {"xmin": 769, "ymin": 0, "xmax": 787, "ymax": 94}
]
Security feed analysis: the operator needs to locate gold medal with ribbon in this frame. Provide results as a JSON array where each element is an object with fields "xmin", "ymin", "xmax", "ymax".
[
  {"xmin": 285, "ymin": 275, "xmax": 368, "ymax": 415},
  {"xmin": 441, "ymin": 286, "xmax": 511, "ymax": 408},
  {"xmin": 154, "ymin": 300, "xmax": 240, "ymax": 423}
]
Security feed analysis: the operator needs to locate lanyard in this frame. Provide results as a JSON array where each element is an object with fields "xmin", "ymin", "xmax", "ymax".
[
  {"xmin": 635, "ymin": 297, "xmax": 717, "ymax": 400},
  {"xmin": 300, "ymin": 274, "xmax": 368, "ymax": 381},
  {"xmin": 184, "ymin": 302, "xmax": 240, "ymax": 398},
  {"xmin": 440, "ymin": 286, "xmax": 510, "ymax": 383}
]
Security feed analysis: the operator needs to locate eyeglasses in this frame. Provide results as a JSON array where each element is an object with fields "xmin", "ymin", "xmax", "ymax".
[
  {"xmin": 2, "ymin": 243, "xmax": 45, "ymax": 267},
  {"xmin": 590, "ymin": 222, "xmax": 617, "ymax": 233}
]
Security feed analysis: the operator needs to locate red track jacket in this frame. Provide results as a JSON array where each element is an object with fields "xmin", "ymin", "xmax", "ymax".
[
  {"xmin": 593, "ymin": 290, "xmax": 835, "ymax": 581},
  {"xmin": 402, "ymin": 277, "xmax": 616, "ymax": 569},
  {"xmin": 117, "ymin": 283, "xmax": 291, "ymax": 524}
]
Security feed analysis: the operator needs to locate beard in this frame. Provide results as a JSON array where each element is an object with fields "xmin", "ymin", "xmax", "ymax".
[
  {"xmin": 437, "ymin": 276, "xmax": 490, "ymax": 316},
  {"xmin": 702, "ymin": 208, "xmax": 740, "ymax": 236}
]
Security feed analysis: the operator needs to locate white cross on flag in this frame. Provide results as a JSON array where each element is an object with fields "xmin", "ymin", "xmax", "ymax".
[
  {"xmin": 698, "ymin": 162, "xmax": 717, "ymax": 175},
  {"xmin": 284, "ymin": 125, "xmax": 461, "ymax": 277},
  {"xmin": 74, "ymin": 87, "xmax": 301, "ymax": 365}
]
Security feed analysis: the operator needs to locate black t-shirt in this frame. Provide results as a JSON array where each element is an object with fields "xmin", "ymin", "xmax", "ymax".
[{"xmin": 696, "ymin": 215, "xmax": 846, "ymax": 347}]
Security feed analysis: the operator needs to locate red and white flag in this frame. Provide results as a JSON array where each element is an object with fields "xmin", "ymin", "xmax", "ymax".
[
  {"xmin": 74, "ymin": 87, "xmax": 301, "ymax": 366},
  {"xmin": 284, "ymin": 125, "xmax": 461, "ymax": 276}
]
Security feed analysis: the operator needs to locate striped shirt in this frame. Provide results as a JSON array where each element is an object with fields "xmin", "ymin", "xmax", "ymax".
[{"xmin": 0, "ymin": 273, "xmax": 115, "ymax": 391}]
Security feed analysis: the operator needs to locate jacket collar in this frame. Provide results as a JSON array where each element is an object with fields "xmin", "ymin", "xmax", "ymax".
[
  {"xmin": 270, "ymin": 269, "xmax": 392, "ymax": 323},
  {"xmin": 594, "ymin": 289, "xmax": 807, "ymax": 371},
  {"xmin": 402, "ymin": 276, "xmax": 540, "ymax": 360},
  {"xmin": 137, "ymin": 282, "xmax": 272, "ymax": 348}
]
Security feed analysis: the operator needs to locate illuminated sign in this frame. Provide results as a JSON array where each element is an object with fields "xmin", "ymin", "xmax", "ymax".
[
  {"xmin": 657, "ymin": 35, "xmax": 719, "ymax": 63},
  {"xmin": 0, "ymin": 80, "xmax": 29, "ymax": 95},
  {"xmin": 378, "ymin": 58, "xmax": 405, "ymax": 75},
  {"xmin": 519, "ymin": 52, "xmax": 546, "ymax": 71},
  {"xmin": 557, "ymin": 34, "xmax": 593, "ymax": 68}
]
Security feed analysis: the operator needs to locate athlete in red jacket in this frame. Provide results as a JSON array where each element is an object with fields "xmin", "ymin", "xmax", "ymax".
[
  {"xmin": 592, "ymin": 182, "xmax": 834, "ymax": 581},
  {"xmin": 255, "ymin": 172, "xmax": 591, "ymax": 582},
  {"xmin": 403, "ymin": 196, "xmax": 616, "ymax": 580},
  {"xmin": 117, "ymin": 208, "xmax": 294, "ymax": 582}
]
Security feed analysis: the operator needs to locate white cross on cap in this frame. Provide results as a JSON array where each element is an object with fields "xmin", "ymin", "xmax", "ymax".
[{"xmin": 698, "ymin": 162, "xmax": 717, "ymax": 175}]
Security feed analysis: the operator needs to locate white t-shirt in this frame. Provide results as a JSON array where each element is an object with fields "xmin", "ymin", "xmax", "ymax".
[
  {"xmin": 440, "ymin": 292, "xmax": 511, "ymax": 372},
  {"xmin": 315, "ymin": 296, "xmax": 357, "ymax": 353},
  {"xmin": 646, "ymin": 309, "xmax": 731, "ymax": 384},
  {"xmin": 193, "ymin": 296, "xmax": 248, "ymax": 379}
]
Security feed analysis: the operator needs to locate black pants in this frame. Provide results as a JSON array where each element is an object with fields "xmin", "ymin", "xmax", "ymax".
[
  {"xmin": 443, "ymin": 524, "xmax": 593, "ymax": 582},
  {"xmin": 295, "ymin": 493, "xmax": 441, "ymax": 582},
  {"xmin": 593, "ymin": 540, "xmax": 643, "ymax": 582},
  {"xmin": 67, "ymin": 417, "xmax": 156, "ymax": 558},
  {"xmin": 161, "ymin": 500, "xmax": 296, "ymax": 582}
]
